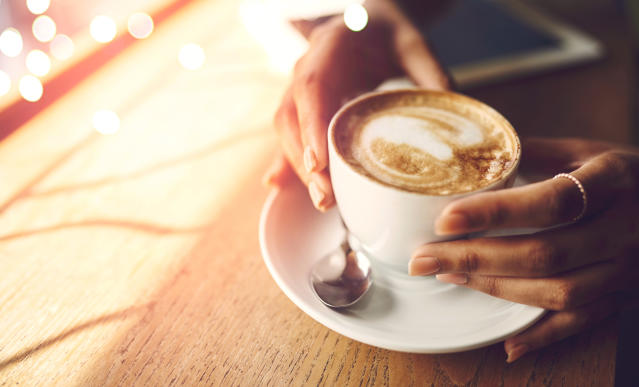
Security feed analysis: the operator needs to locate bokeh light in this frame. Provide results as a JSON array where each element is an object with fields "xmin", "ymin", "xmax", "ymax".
[
  {"xmin": 343, "ymin": 3, "xmax": 368, "ymax": 32},
  {"xmin": 0, "ymin": 28, "xmax": 23, "ymax": 57},
  {"xmin": 26, "ymin": 49, "xmax": 51, "ymax": 76},
  {"xmin": 0, "ymin": 70, "xmax": 10, "ymax": 97},
  {"xmin": 239, "ymin": 1, "xmax": 308, "ymax": 74},
  {"xmin": 26, "ymin": 0, "xmax": 50, "ymax": 15},
  {"xmin": 19, "ymin": 75, "xmax": 43, "ymax": 102},
  {"xmin": 128, "ymin": 12, "xmax": 154, "ymax": 39},
  {"xmin": 178, "ymin": 43, "xmax": 205, "ymax": 70},
  {"xmin": 90, "ymin": 15, "xmax": 117, "ymax": 43},
  {"xmin": 32, "ymin": 15, "xmax": 57, "ymax": 43},
  {"xmin": 50, "ymin": 34, "xmax": 74, "ymax": 60},
  {"xmin": 93, "ymin": 110, "xmax": 120, "ymax": 134}
]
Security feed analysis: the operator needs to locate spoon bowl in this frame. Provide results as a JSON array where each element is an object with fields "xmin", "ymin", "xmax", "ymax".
[{"xmin": 310, "ymin": 238, "xmax": 373, "ymax": 308}]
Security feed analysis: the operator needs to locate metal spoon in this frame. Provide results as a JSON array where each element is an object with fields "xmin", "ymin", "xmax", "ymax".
[{"xmin": 310, "ymin": 235, "xmax": 373, "ymax": 308}]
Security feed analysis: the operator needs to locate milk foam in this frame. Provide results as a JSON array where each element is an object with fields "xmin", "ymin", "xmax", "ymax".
[
  {"xmin": 360, "ymin": 115, "xmax": 454, "ymax": 162},
  {"xmin": 340, "ymin": 103, "xmax": 516, "ymax": 195},
  {"xmin": 355, "ymin": 108, "xmax": 485, "ymax": 183}
]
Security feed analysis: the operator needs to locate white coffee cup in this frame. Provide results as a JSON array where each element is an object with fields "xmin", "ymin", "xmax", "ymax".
[{"xmin": 327, "ymin": 89, "xmax": 521, "ymax": 271}]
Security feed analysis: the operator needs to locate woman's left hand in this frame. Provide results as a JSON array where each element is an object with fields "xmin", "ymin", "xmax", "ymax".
[{"xmin": 409, "ymin": 137, "xmax": 639, "ymax": 362}]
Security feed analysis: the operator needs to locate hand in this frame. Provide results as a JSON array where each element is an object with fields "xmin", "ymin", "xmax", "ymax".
[
  {"xmin": 265, "ymin": 0, "xmax": 451, "ymax": 210},
  {"xmin": 408, "ymin": 137, "xmax": 639, "ymax": 362}
]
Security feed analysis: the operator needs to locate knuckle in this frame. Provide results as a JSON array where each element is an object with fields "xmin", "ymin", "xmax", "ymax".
[
  {"xmin": 462, "ymin": 249, "xmax": 482, "ymax": 273},
  {"xmin": 526, "ymin": 240, "xmax": 562, "ymax": 275},
  {"xmin": 599, "ymin": 151, "xmax": 637, "ymax": 188},
  {"xmin": 591, "ymin": 151, "xmax": 639, "ymax": 200},
  {"xmin": 482, "ymin": 277, "xmax": 501, "ymax": 297},
  {"xmin": 294, "ymin": 71, "xmax": 322, "ymax": 94},
  {"xmin": 549, "ymin": 281, "xmax": 577, "ymax": 311},
  {"xmin": 546, "ymin": 182, "xmax": 574, "ymax": 225},
  {"xmin": 600, "ymin": 151, "xmax": 630, "ymax": 172},
  {"xmin": 485, "ymin": 200, "xmax": 509, "ymax": 227}
]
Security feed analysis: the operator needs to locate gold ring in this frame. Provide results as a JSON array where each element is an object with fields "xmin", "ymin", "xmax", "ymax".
[{"xmin": 553, "ymin": 173, "xmax": 588, "ymax": 222}]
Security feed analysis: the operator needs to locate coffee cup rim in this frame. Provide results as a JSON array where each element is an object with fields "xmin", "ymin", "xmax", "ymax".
[{"xmin": 327, "ymin": 88, "xmax": 522, "ymax": 198}]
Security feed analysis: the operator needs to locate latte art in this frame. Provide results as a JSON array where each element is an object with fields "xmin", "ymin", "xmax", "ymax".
[{"xmin": 333, "ymin": 92, "xmax": 518, "ymax": 195}]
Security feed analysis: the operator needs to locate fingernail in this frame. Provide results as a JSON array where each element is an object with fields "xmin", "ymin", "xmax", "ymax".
[
  {"xmin": 435, "ymin": 212, "xmax": 472, "ymax": 235},
  {"xmin": 436, "ymin": 273, "xmax": 468, "ymax": 284},
  {"xmin": 308, "ymin": 181, "xmax": 326, "ymax": 210},
  {"xmin": 408, "ymin": 257, "xmax": 440, "ymax": 276},
  {"xmin": 506, "ymin": 343, "xmax": 531, "ymax": 363},
  {"xmin": 317, "ymin": 194, "xmax": 335, "ymax": 212},
  {"xmin": 303, "ymin": 146, "xmax": 318, "ymax": 173}
]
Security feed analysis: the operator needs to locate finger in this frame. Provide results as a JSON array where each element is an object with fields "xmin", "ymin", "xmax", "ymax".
[
  {"xmin": 411, "ymin": 202, "xmax": 639, "ymax": 277},
  {"xmin": 276, "ymin": 88, "xmax": 336, "ymax": 211},
  {"xmin": 308, "ymin": 170, "xmax": 335, "ymax": 212},
  {"xmin": 434, "ymin": 150, "xmax": 639, "ymax": 235},
  {"xmin": 519, "ymin": 137, "xmax": 612, "ymax": 174},
  {"xmin": 395, "ymin": 28, "xmax": 452, "ymax": 91},
  {"xmin": 274, "ymin": 88, "xmax": 310, "ymax": 185},
  {"xmin": 292, "ymin": 66, "xmax": 340, "ymax": 176},
  {"xmin": 262, "ymin": 153, "xmax": 295, "ymax": 188},
  {"xmin": 435, "ymin": 261, "xmax": 626, "ymax": 311},
  {"xmin": 503, "ymin": 295, "xmax": 617, "ymax": 363}
]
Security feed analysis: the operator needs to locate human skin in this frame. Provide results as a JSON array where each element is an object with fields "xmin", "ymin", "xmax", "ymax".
[
  {"xmin": 410, "ymin": 137, "xmax": 639, "ymax": 362},
  {"xmin": 266, "ymin": 0, "xmax": 639, "ymax": 362},
  {"xmin": 266, "ymin": 0, "xmax": 451, "ymax": 210}
]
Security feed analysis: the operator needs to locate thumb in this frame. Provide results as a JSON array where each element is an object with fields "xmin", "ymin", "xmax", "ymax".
[{"xmin": 395, "ymin": 27, "xmax": 452, "ymax": 91}]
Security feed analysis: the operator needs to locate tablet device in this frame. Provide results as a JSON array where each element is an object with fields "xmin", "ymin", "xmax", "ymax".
[
  {"xmin": 423, "ymin": 0, "xmax": 603, "ymax": 88},
  {"xmin": 284, "ymin": 0, "xmax": 604, "ymax": 89}
]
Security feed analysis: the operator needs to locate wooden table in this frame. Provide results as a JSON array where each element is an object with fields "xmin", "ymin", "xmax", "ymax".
[{"xmin": 0, "ymin": 0, "xmax": 631, "ymax": 385}]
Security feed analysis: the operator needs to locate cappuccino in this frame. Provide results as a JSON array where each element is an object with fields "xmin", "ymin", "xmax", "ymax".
[{"xmin": 332, "ymin": 90, "xmax": 519, "ymax": 195}]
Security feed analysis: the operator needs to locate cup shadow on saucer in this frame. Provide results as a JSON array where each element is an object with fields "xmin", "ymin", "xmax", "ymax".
[{"xmin": 335, "ymin": 281, "xmax": 396, "ymax": 319}]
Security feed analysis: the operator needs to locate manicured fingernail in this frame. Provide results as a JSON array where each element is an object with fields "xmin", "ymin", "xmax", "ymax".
[
  {"xmin": 408, "ymin": 257, "xmax": 440, "ymax": 276},
  {"xmin": 308, "ymin": 181, "xmax": 326, "ymax": 210},
  {"xmin": 436, "ymin": 273, "xmax": 468, "ymax": 284},
  {"xmin": 435, "ymin": 212, "xmax": 472, "ymax": 235},
  {"xmin": 303, "ymin": 146, "xmax": 318, "ymax": 173},
  {"xmin": 506, "ymin": 343, "xmax": 531, "ymax": 363}
]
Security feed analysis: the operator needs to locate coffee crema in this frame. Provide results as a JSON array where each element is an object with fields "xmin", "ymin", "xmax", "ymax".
[{"xmin": 332, "ymin": 91, "xmax": 519, "ymax": 195}]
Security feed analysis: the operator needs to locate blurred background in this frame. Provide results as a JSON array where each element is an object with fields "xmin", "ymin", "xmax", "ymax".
[
  {"xmin": 0, "ymin": 0, "xmax": 168, "ymax": 100},
  {"xmin": 0, "ymin": 0, "xmax": 636, "ymax": 140}
]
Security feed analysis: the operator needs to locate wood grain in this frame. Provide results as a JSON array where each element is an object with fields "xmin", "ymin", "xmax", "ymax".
[{"xmin": 0, "ymin": 0, "xmax": 629, "ymax": 385}]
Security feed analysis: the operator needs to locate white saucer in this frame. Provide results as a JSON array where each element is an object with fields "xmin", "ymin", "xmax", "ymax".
[{"xmin": 259, "ymin": 178, "xmax": 546, "ymax": 353}]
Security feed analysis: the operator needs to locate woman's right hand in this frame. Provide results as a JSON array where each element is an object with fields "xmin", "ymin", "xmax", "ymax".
[
  {"xmin": 265, "ymin": 0, "xmax": 451, "ymax": 211},
  {"xmin": 409, "ymin": 137, "xmax": 639, "ymax": 362}
]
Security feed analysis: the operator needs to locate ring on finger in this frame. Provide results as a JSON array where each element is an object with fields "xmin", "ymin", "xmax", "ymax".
[{"xmin": 553, "ymin": 173, "xmax": 588, "ymax": 222}]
